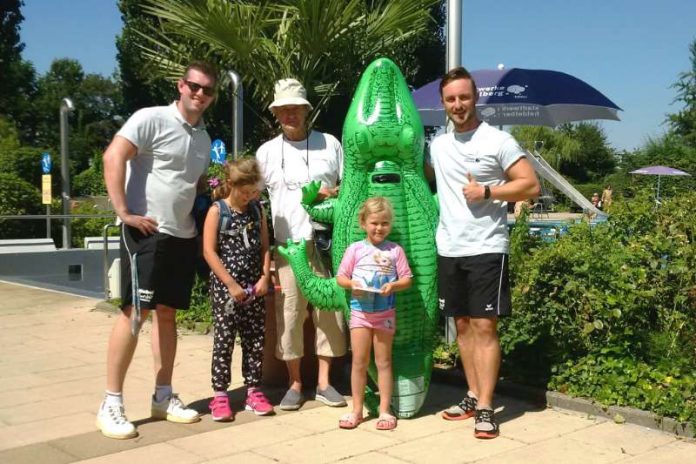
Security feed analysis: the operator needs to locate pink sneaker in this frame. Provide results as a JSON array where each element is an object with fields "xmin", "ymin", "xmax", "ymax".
[
  {"xmin": 245, "ymin": 388, "xmax": 274, "ymax": 416},
  {"xmin": 209, "ymin": 395, "xmax": 233, "ymax": 422}
]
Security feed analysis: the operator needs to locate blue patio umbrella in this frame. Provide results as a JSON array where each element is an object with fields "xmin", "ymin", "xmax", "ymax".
[{"xmin": 412, "ymin": 67, "xmax": 622, "ymax": 127}]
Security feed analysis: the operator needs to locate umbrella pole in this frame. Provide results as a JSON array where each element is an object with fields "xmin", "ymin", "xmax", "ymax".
[{"xmin": 657, "ymin": 175, "xmax": 661, "ymax": 203}]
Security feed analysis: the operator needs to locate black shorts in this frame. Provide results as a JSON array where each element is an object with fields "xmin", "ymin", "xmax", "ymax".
[
  {"xmin": 438, "ymin": 253, "xmax": 511, "ymax": 318},
  {"xmin": 120, "ymin": 225, "xmax": 197, "ymax": 311}
]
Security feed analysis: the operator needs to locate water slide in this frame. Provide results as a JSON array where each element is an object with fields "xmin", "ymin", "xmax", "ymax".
[{"xmin": 526, "ymin": 150, "xmax": 607, "ymax": 218}]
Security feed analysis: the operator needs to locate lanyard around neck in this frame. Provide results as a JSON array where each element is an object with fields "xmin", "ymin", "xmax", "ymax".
[{"xmin": 281, "ymin": 134, "xmax": 310, "ymax": 188}]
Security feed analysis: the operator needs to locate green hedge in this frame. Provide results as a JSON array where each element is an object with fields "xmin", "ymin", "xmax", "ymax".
[{"xmin": 501, "ymin": 189, "xmax": 696, "ymax": 426}]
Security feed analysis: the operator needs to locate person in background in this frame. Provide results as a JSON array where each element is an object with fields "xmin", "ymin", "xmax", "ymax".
[
  {"xmin": 513, "ymin": 198, "xmax": 535, "ymax": 218},
  {"xmin": 591, "ymin": 192, "xmax": 601, "ymax": 209},
  {"xmin": 601, "ymin": 185, "xmax": 613, "ymax": 209}
]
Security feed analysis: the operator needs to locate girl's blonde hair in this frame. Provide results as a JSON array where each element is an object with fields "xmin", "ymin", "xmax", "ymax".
[
  {"xmin": 212, "ymin": 157, "xmax": 261, "ymax": 200},
  {"xmin": 358, "ymin": 197, "xmax": 394, "ymax": 224}
]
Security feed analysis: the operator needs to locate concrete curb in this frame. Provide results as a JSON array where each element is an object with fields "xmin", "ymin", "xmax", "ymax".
[
  {"xmin": 432, "ymin": 366, "xmax": 695, "ymax": 438},
  {"xmin": 94, "ymin": 300, "xmax": 118, "ymax": 313},
  {"xmin": 546, "ymin": 391, "xmax": 695, "ymax": 438}
]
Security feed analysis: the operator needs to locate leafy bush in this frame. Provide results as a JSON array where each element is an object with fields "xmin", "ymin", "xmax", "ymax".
[
  {"xmin": 73, "ymin": 153, "xmax": 107, "ymax": 196},
  {"xmin": 499, "ymin": 190, "xmax": 696, "ymax": 425},
  {"xmin": 0, "ymin": 145, "xmax": 53, "ymax": 186},
  {"xmin": 69, "ymin": 199, "xmax": 118, "ymax": 247},
  {"xmin": 176, "ymin": 275, "xmax": 212, "ymax": 331},
  {"xmin": 550, "ymin": 353, "xmax": 696, "ymax": 424},
  {"xmin": 73, "ymin": 168, "xmax": 106, "ymax": 196},
  {"xmin": 503, "ymin": 221, "xmax": 656, "ymax": 360},
  {"xmin": 0, "ymin": 172, "xmax": 44, "ymax": 238}
]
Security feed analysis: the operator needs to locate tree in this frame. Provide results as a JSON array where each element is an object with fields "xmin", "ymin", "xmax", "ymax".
[
  {"xmin": 0, "ymin": 172, "xmax": 42, "ymax": 238},
  {"xmin": 116, "ymin": 0, "xmax": 175, "ymax": 112},
  {"xmin": 0, "ymin": 117, "xmax": 21, "ymax": 151},
  {"xmin": 396, "ymin": 0, "xmax": 446, "ymax": 89},
  {"xmin": 33, "ymin": 59, "xmax": 123, "ymax": 175},
  {"xmin": 509, "ymin": 125, "xmax": 581, "ymax": 170},
  {"xmin": 73, "ymin": 152, "xmax": 108, "ymax": 196},
  {"xmin": 0, "ymin": 0, "xmax": 37, "ymax": 141},
  {"xmin": 120, "ymin": 0, "xmax": 441, "ymax": 145},
  {"xmin": 558, "ymin": 123, "xmax": 616, "ymax": 182},
  {"xmin": 511, "ymin": 123, "xmax": 616, "ymax": 183},
  {"xmin": 668, "ymin": 38, "xmax": 696, "ymax": 147}
]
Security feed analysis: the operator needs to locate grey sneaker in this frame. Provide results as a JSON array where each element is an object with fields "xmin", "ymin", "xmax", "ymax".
[
  {"xmin": 279, "ymin": 388, "xmax": 304, "ymax": 411},
  {"xmin": 315, "ymin": 385, "xmax": 347, "ymax": 407}
]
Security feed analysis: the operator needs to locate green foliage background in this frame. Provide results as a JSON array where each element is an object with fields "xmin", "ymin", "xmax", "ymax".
[
  {"xmin": 499, "ymin": 191, "xmax": 696, "ymax": 426},
  {"xmin": 0, "ymin": 172, "xmax": 43, "ymax": 238}
]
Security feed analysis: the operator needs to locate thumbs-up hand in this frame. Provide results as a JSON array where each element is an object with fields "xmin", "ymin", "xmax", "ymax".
[{"xmin": 462, "ymin": 172, "xmax": 485, "ymax": 202}]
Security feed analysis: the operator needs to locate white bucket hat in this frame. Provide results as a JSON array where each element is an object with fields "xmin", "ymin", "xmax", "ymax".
[{"xmin": 269, "ymin": 78, "xmax": 313, "ymax": 110}]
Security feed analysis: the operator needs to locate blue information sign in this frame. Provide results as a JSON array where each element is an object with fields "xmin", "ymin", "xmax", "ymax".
[
  {"xmin": 210, "ymin": 139, "xmax": 227, "ymax": 165},
  {"xmin": 41, "ymin": 152, "xmax": 52, "ymax": 174}
]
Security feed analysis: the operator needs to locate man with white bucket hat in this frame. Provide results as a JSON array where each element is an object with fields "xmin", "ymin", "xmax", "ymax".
[{"xmin": 256, "ymin": 78, "xmax": 347, "ymax": 411}]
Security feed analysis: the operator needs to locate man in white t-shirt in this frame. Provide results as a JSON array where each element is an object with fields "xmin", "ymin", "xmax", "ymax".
[
  {"xmin": 256, "ymin": 79, "xmax": 347, "ymax": 411},
  {"xmin": 427, "ymin": 67, "xmax": 540, "ymax": 439},
  {"xmin": 97, "ymin": 61, "xmax": 217, "ymax": 439}
]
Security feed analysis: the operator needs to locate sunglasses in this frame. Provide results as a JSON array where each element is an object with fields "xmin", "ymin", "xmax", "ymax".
[{"xmin": 183, "ymin": 79, "xmax": 216, "ymax": 97}]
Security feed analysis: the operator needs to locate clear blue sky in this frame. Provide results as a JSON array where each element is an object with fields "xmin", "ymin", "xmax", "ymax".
[{"xmin": 20, "ymin": 0, "xmax": 696, "ymax": 153}]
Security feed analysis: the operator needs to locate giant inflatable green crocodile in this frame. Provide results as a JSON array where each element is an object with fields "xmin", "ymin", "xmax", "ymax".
[{"xmin": 277, "ymin": 57, "xmax": 438, "ymax": 418}]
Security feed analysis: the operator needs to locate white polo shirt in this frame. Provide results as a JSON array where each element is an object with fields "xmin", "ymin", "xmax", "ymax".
[
  {"xmin": 256, "ymin": 130, "xmax": 343, "ymax": 242},
  {"xmin": 118, "ymin": 102, "xmax": 211, "ymax": 238},
  {"xmin": 430, "ymin": 122, "xmax": 525, "ymax": 257}
]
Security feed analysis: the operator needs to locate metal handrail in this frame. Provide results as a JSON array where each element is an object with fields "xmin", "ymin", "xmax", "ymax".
[{"xmin": 102, "ymin": 222, "xmax": 121, "ymax": 300}]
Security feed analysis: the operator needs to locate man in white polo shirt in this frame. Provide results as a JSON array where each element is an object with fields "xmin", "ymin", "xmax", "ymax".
[
  {"xmin": 428, "ymin": 67, "xmax": 540, "ymax": 439},
  {"xmin": 98, "ymin": 61, "xmax": 217, "ymax": 439},
  {"xmin": 256, "ymin": 78, "xmax": 347, "ymax": 411}
]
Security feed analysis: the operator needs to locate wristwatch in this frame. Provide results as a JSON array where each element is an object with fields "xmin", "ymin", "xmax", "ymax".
[{"xmin": 484, "ymin": 185, "xmax": 491, "ymax": 200}]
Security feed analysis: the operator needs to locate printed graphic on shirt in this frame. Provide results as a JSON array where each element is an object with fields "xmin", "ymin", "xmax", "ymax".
[{"xmin": 338, "ymin": 241, "xmax": 412, "ymax": 313}]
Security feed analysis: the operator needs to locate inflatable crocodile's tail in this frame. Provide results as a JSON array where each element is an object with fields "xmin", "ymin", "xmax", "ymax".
[{"xmin": 275, "ymin": 239, "xmax": 348, "ymax": 312}]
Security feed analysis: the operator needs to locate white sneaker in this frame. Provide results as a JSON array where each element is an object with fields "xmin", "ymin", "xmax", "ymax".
[
  {"xmin": 151, "ymin": 394, "xmax": 200, "ymax": 423},
  {"xmin": 96, "ymin": 402, "xmax": 138, "ymax": 439}
]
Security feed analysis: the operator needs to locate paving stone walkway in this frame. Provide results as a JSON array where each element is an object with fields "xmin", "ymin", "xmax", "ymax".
[{"xmin": 0, "ymin": 281, "xmax": 694, "ymax": 463}]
